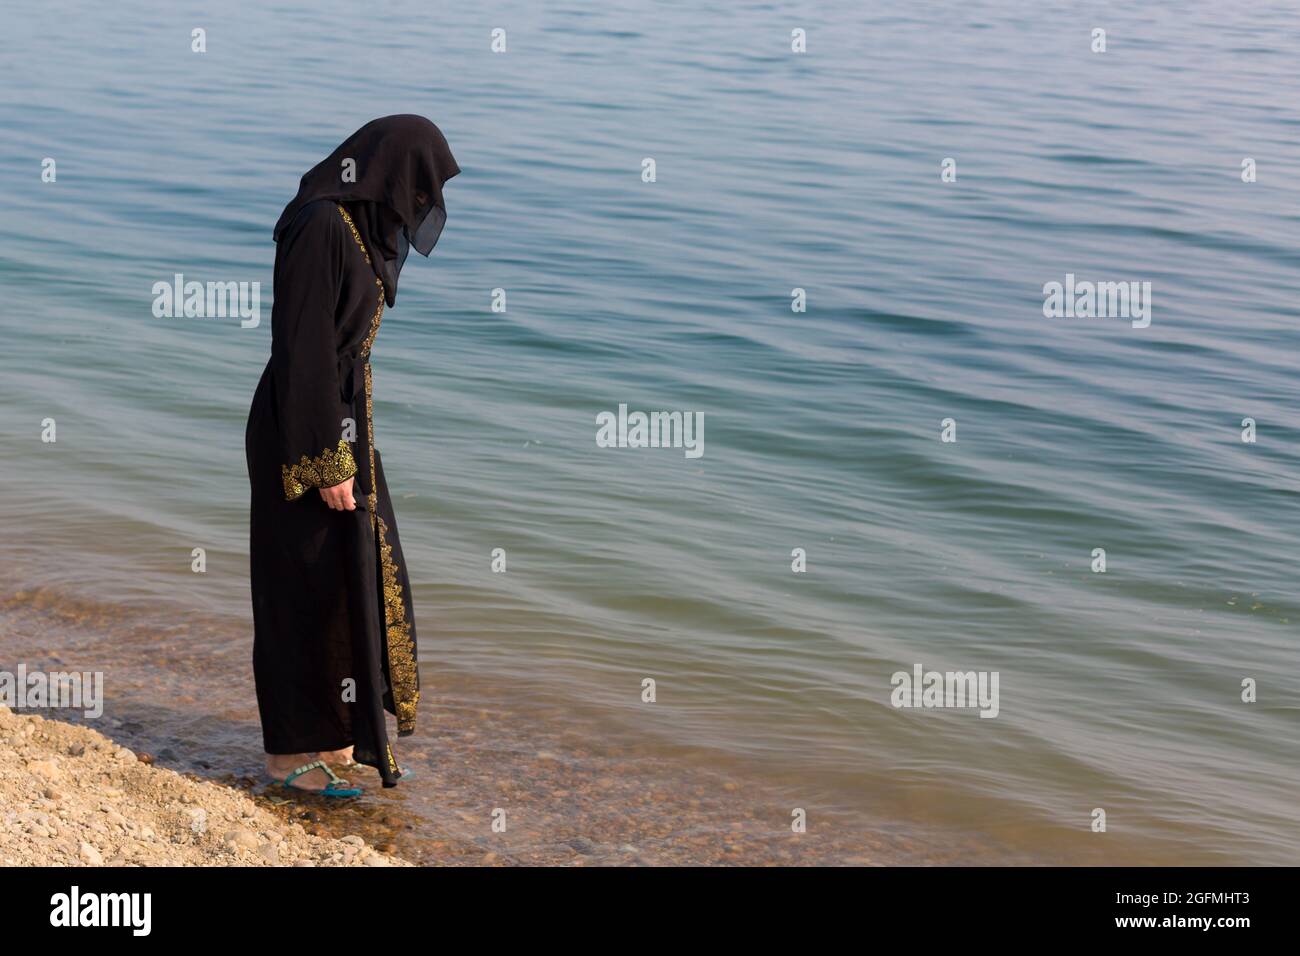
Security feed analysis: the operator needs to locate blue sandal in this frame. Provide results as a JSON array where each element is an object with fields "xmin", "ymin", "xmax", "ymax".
[{"xmin": 279, "ymin": 759, "xmax": 363, "ymax": 798}]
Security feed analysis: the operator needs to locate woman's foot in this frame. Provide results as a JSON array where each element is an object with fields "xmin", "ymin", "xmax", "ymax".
[
  {"xmin": 317, "ymin": 745, "xmax": 355, "ymax": 767},
  {"xmin": 267, "ymin": 753, "xmax": 339, "ymax": 791}
]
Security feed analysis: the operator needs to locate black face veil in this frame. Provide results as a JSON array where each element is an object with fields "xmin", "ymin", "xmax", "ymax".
[{"xmin": 273, "ymin": 114, "xmax": 460, "ymax": 306}]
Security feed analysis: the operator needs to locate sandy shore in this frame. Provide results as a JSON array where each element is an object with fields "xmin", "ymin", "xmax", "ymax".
[{"xmin": 0, "ymin": 705, "xmax": 411, "ymax": 867}]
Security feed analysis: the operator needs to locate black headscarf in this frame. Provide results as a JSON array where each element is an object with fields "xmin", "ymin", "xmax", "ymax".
[{"xmin": 273, "ymin": 115, "xmax": 460, "ymax": 306}]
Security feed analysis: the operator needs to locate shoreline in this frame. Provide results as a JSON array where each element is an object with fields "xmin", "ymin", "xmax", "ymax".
[
  {"xmin": 0, "ymin": 705, "xmax": 412, "ymax": 867},
  {"xmin": 0, "ymin": 573, "xmax": 918, "ymax": 866},
  {"xmin": 6, "ymin": 572, "xmax": 1271, "ymax": 866}
]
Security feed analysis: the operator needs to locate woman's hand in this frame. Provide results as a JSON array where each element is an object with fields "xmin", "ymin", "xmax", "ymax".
[{"xmin": 319, "ymin": 476, "xmax": 357, "ymax": 511}]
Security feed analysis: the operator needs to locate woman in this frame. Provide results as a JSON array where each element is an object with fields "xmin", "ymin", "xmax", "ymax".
[{"xmin": 245, "ymin": 115, "xmax": 460, "ymax": 794}]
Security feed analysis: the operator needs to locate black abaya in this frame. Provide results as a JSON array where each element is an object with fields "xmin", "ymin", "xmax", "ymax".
[{"xmin": 246, "ymin": 116, "xmax": 458, "ymax": 787}]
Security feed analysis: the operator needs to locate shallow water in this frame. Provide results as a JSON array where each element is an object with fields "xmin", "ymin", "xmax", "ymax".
[{"xmin": 2, "ymin": 1, "xmax": 1298, "ymax": 863}]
